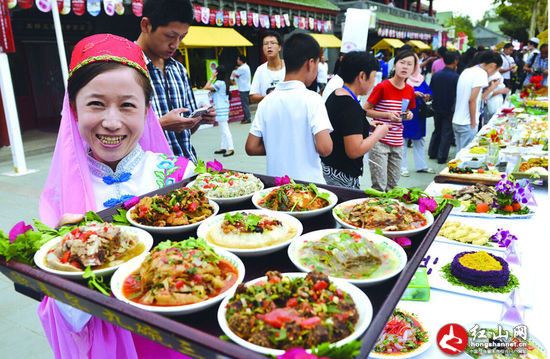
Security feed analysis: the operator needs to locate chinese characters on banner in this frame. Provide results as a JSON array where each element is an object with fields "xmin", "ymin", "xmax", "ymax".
[{"xmin": 0, "ymin": 0, "xmax": 16, "ymax": 53}]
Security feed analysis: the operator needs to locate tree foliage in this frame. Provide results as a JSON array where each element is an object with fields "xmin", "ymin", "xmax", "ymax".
[
  {"xmin": 445, "ymin": 15, "xmax": 475, "ymax": 46},
  {"xmin": 494, "ymin": 0, "xmax": 548, "ymax": 42}
]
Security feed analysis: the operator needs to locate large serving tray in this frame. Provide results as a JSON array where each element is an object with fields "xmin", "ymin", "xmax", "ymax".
[{"xmin": 0, "ymin": 173, "xmax": 451, "ymax": 358}]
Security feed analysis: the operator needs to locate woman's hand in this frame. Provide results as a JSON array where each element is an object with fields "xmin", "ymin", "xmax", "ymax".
[
  {"xmin": 372, "ymin": 122, "xmax": 390, "ymax": 138},
  {"xmin": 414, "ymin": 91, "xmax": 424, "ymax": 97},
  {"xmin": 160, "ymin": 108, "xmax": 200, "ymax": 132},
  {"xmin": 58, "ymin": 213, "xmax": 84, "ymax": 227},
  {"xmin": 386, "ymin": 111, "xmax": 402, "ymax": 122},
  {"xmin": 405, "ymin": 110, "xmax": 413, "ymax": 120}
]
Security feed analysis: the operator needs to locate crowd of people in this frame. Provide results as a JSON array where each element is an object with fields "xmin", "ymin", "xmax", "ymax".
[{"xmin": 28, "ymin": 0, "xmax": 546, "ymax": 357}]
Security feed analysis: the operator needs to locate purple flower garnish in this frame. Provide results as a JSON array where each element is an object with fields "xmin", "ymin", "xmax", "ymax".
[
  {"xmin": 275, "ymin": 175, "xmax": 291, "ymax": 186},
  {"xmin": 206, "ymin": 159, "xmax": 223, "ymax": 172},
  {"xmin": 278, "ymin": 348, "xmax": 325, "ymax": 359},
  {"xmin": 512, "ymin": 179, "xmax": 534, "ymax": 205},
  {"xmin": 418, "ymin": 197, "xmax": 437, "ymax": 213},
  {"xmin": 393, "ymin": 237, "xmax": 412, "ymax": 248},
  {"xmin": 495, "ymin": 174, "xmax": 514, "ymax": 195},
  {"xmin": 490, "ymin": 228, "xmax": 518, "ymax": 248},
  {"xmin": 123, "ymin": 196, "xmax": 140, "ymax": 210},
  {"xmin": 8, "ymin": 221, "xmax": 34, "ymax": 243}
]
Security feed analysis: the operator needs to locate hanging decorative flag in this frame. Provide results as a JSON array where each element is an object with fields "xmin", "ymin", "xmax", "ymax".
[
  {"xmin": 240, "ymin": 10, "xmax": 247, "ymax": 26},
  {"xmin": 103, "ymin": 0, "xmax": 115, "ymax": 16},
  {"xmin": 252, "ymin": 13, "xmax": 259, "ymax": 28},
  {"xmin": 215, "ymin": 10, "xmax": 223, "ymax": 26},
  {"xmin": 300, "ymin": 17, "xmax": 307, "ymax": 30},
  {"xmin": 270, "ymin": 15, "xmax": 275, "ymax": 29},
  {"xmin": 247, "ymin": 12, "xmax": 253, "ymax": 26},
  {"xmin": 283, "ymin": 14, "xmax": 290, "ymax": 27},
  {"xmin": 293, "ymin": 16, "xmax": 299, "ymax": 28},
  {"xmin": 72, "ymin": 0, "xmax": 84, "ymax": 15},
  {"xmin": 59, "ymin": 0, "xmax": 71, "ymax": 14},
  {"xmin": 193, "ymin": 5, "xmax": 201, "ymax": 22},
  {"xmin": 131, "ymin": 0, "xmax": 142, "ymax": 16},
  {"xmin": 235, "ymin": 11, "xmax": 240, "ymax": 26},
  {"xmin": 209, "ymin": 11, "xmax": 216, "ymax": 25},
  {"xmin": 114, "ymin": 0, "xmax": 123, "ymax": 15},
  {"xmin": 317, "ymin": 19, "xmax": 322, "ymax": 32},
  {"xmin": 274, "ymin": 15, "xmax": 281, "ymax": 29},
  {"xmin": 87, "ymin": 0, "xmax": 101, "ymax": 16},
  {"xmin": 18, "ymin": 0, "xmax": 32, "ymax": 9},
  {"xmin": 262, "ymin": 15, "xmax": 270, "ymax": 29},
  {"xmin": 223, "ymin": 10, "xmax": 229, "ymax": 26},
  {"xmin": 201, "ymin": 6, "xmax": 209, "ymax": 24},
  {"xmin": 7, "ymin": 0, "xmax": 17, "ymax": 9},
  {"xmin": 308, "ymin": 17, "xmax": 314, "ymax": 30},
  {"xmin": 228, "ymin": 11, "xmax": 235, "ymax": 27},
  {"xmin": 35, "ymin": 0, "xmax": 51, "ymax": 12}
]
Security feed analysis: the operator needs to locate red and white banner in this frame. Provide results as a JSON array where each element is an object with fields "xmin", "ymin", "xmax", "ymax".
[{"xmin": 0, "ymin": 0, "xmax": 16, "ymax": 53}]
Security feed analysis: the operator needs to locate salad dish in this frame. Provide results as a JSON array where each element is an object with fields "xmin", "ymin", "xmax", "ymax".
[
  {"xmin": 438, "ymin": 221, "xmax": 492, "ymax": 247},
  {"xmin": 196, "ymin": 210, "xmax": 303, "ymax": 256},
  {"xmin": 34, "ymin": 222, "xmax": 153, "ymax": 278},
  {"xmin": 333, "ymin": 198, "xmax": 433, "ymax": 237},
  {"xmin": 127, "ymin": 188, "xmax": 219, "ymax": 233},
  {"xmin": 288, "ymin": 229, "xmax": 406, "ymax": 286},
  {"xmin": 217, "ymin": 271, "xmax": 372, "ymax": 356},
  {"xmin": 371, "ymin": 308, "xmax": 430, "ymax": 358},
  {"xmin": 252, "ymin": 183, "xmax": 337, "ymax": 219},
  {"xmin": 111, "ymin": 239, "xmax": 244, "ymax": 315},
  {"xmin": 189, "ymin": 171, "xmax": 264, "ymax": 204}
]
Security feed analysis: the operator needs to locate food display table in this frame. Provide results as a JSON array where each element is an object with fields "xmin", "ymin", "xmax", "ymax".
[{"xmin": 0, "ymin": 174, "xmax": 451, "ymax": 358}]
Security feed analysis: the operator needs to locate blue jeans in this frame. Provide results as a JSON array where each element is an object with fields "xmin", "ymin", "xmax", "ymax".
[{"xmin": 453, "ymin": 123, "xmax": 477, "ymax": 153}]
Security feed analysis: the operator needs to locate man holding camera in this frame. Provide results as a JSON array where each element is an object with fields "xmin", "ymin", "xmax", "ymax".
[{"xmin": 250, "ymin": 31, "xmax": 286, "ymax": 104}]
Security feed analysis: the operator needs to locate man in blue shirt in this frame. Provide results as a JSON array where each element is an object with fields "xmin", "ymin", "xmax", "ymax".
[
  {"xmin": 136, "ymin": 0, "xmax": 216, "ymax": 163},
  {"xmin": 428, "ymin": 51, "xmax": 459, "ymax": 164}
]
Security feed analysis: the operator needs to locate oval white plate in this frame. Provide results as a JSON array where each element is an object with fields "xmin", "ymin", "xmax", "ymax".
[
  {"xmin": 196, "ymin": 209, "xmax": 303, "ymax": 257},
  {"xmin": 251, "ymin": 185, "xmax": 338, "ymax": 219},
  {"xmin": 288, "ymin": 229, "xmax": 407, "ymax": 287},
  {"xmin": 332, "ymin": 198, "xmax": 434, "ymax": 238},
  {"xmin": 34, "ymin": 226, "xmax": 154, "ymax": 279},
  {"xmin": 369, "ymin": 310, "xmax": 431, "ymax": 359},
  {"xmin": 126, "ymin": 200, "xmax": 219, "ymax": 234},
  {"xmin": 111, "ymin": 247, "xmax": 245, "ymax": 316},
  {"xmin": 187, "ymin": 177, "xmax": 264, "ymax": 205},
  {"xmin": 217, "ymin": 272, "xmax": 373, "ymax": 357}
]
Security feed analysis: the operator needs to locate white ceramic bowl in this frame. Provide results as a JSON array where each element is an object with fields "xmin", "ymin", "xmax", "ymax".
[
  {"xmin": 196, "ymin": 209, "xmax": 303, "ymax": 257},
  {"xmin": 288, "ymin": 229, "xmax": 407, "ymax": 287},
  {"xmin": 126, "ymin": 200, "xmax": 219, "ymax": 234},
  {"xmin": 217, "ymin": 272, "xmax": 373, "ymax": 357},
  {"xmin": 34, "ymin": 226, "xmax": 154, "ymax": 279},
  {"xmin": 251, "ymin": 185, "xmax": 338, "ymax": 219},
  {"xmin": 187, "ymin": 177, "xmax": 264, "ymax": 205},
  {"xmin": 111, "ymin": 247, "xmax": 245, "ymax": 316},
  {"xmin": 369, "ymin": 310, "xmax": 432, "ymax": 358},
  {"xmin": 332, "ymin": 198, "xmax": 434, "ymax": 238}
]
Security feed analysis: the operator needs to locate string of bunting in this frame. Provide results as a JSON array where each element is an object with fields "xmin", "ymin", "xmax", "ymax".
[
  {"xmin": 6, "ymin": 0, "xmax": 333, "ymax": 32},
  {"xmin": 377, "ymin": 25, "xmax": 433, "ymax": 41}
]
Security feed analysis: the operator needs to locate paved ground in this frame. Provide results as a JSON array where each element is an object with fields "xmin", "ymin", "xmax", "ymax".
[{"xmin": 0, "ymin": 115, "xmax": 453, "ymax": 358}]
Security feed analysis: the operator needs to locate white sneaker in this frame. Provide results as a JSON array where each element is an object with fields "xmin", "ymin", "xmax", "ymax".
[{"xmin": 401, "ymin": 169, "xmax": 410, "ymax": 177}]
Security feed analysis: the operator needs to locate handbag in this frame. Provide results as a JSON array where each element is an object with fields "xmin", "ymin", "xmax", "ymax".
[{"xmin": 419, "ymin": 99, "xmax": 435, "ymax": 118}]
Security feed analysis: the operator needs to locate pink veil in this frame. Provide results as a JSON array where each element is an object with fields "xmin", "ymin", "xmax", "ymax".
[
  {"xmin": 39, "ymin": 94, "xmax": 172, "ymax": 226},
  {"xmin": 407, "ymin": 54, "xmax": 424, "ymax": 88}
]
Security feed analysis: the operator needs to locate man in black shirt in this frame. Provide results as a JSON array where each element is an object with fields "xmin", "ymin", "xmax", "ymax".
[{"xmin": 428, "ymin": 51, "xmax": 460, "ymax": 164}]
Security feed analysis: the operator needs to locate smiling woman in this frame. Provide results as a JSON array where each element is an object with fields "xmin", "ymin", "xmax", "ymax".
[{"xmin": 37, "ymin": 33, "xmax": 196, "ymax": 359}]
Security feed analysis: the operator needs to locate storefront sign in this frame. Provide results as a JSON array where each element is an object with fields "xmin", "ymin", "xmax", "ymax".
[{"xmin": 0, "ymin": 0, "xmax": 16, "ymax": 53}]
